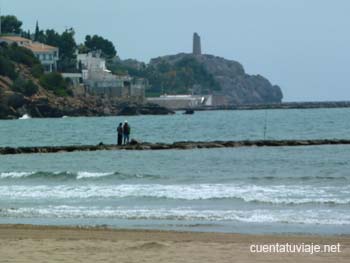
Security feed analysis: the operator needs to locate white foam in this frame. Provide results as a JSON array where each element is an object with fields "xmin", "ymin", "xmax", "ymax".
[
  {"xmin": 2, "ymin": 206, "xmax": 350, "ymax": 225},
  {"xmin": 76, "ymin": 172, "xmax": 114, "ymax": 180},
  {"xmin": 0, "ymin": 184, "xmax": 348, "ymax": 204},
  {"xmin": 19, "ymin": 114, "xmax": 31, "ymax": 120},
  {"xmin": 0, "ymin": 172, "xmax": 35, "ymax": 179}
]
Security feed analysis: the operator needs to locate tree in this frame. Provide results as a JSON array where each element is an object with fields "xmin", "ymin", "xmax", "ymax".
[
  {"xmin": 84, "ymin": 35, "xmax": 117, "ymax": 58},
  {"xmin": 34, "ymin": 28, "xmax": 77, "ymax": 72},
  {"xmin": 57, "ymin": 29, "xmax": 77, "ymax": 72},
  {"xmin": 0, "ymin": 15, "xmax": 22, "ymax": 34},
  {"xmin": 34, "ymin": 21, "xmax": 39, "ymax": 41},
  {"xmin": 44, "ymin": 29, "xmax": 61, "ymax": 47}
]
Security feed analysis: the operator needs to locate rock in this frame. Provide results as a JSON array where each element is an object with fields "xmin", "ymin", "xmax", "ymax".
[
  {"xmin": 7, "ymin": 93, "xmax": 28, "ymax": 109},
  {"xmin": 117, "ymin": 103, "xmax": 175, "ymax": 116},
  {"xmin": 129, "ymin": 139, "xmax": 141, "ymax": 145},
  {"xmin": 117, "ymin": 106, "xmax": 139, "ymax": 116}
]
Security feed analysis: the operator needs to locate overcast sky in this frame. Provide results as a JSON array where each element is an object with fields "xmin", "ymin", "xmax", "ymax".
[{"xmin": 2, "ymin": 0, "xmax": 350, "ymax": 101}]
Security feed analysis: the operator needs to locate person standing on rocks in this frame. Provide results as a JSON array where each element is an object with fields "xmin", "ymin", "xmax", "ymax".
[
  {"xmin": 123, "ymin": 121, "xmax": 131, "ymax": 145},
  {"xmin": 117, "ymin": 123, "xmax": 123, "ymax": 146}
]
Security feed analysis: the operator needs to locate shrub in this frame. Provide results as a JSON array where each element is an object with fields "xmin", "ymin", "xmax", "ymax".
[
  {"xmin": 8, "ymin": 44, "xmax": 41, "ymax": 67},
  {"xmin": 24, "ymin": 80, "xmax": 39, "ymax": 96},
  {"xmin": 39, "ymin": 72, "xmax": 72, "ymax": 97},
  {"xmin": 11, "ymin": 77, "xmax": 39, "ymax": 97},
  {"xmin": 0, "ymin": 56, "xmax": 17, "ymax": 80},
  {"xmin": 30, "ymin": 64, "xmax": 44, "ymax": 78}
]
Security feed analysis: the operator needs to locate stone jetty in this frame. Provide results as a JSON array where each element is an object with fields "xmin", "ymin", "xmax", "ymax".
[{"xmin": 1, "ymin": 139, "xmax": 350, "ymax": 155}]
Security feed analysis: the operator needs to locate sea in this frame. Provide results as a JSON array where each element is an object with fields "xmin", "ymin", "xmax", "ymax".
[{"xmin": 0, "ymin": 108, "xmax": 350, "ymax": 235}]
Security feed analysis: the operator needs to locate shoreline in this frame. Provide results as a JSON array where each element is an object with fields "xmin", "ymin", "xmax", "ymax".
[
  {"xmin": 2, "ymin": 224, "xmax": 350, "ymax": 238},
  {"xmin": 2, "ymin": 101, "xmax": 350, "ymax": 120},
  {"xmin": 1, "ymin": 224, "xmax": 349, "ymax": 262}
]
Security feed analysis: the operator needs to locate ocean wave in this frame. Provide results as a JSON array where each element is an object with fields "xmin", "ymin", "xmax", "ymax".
[
  {"xmin": 245, "ymin": 175, "xmax": 350, "ymax": 181},
  {"xmin": 1, "ymin": 206, "xmax": 349, "ymax": 225},
  {"xmin": 1, "ymin": 171, "xmax": 348, "ymax": 183},
  {"xmin": 0, "ymin": 184, "xmax": 349, "ymax": 205},
  {"xmin": 19, "ymin": 114, "xmax": 31, "ymax": 120},
  {"xmin": 0, "ymin": 171, "xmax": 161, "ymax": 181},
  {"xmin": 0, "ymin": 172, "xmax": 36, "ymax": 179}
]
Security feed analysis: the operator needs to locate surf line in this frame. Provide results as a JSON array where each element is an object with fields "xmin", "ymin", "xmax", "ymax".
[{"xmin": 1, "ymin": 139, "xmax": 350, "ymax": 155}]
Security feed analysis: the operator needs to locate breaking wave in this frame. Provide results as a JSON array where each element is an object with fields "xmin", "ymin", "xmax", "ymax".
[
  {"xmin": 0, "ymin": 171, "xmax": 161, "ymax": 181},
  {"xmin": 1, "ymin": 206, "xmax": 349, "ymax": 225},
  {"xmin": 0, "ymin": 184, "xmax": 349, "ymax": 205},
  {"xmin": 0, "ymin": 171, "xmax": 348, "ymax": 182}
]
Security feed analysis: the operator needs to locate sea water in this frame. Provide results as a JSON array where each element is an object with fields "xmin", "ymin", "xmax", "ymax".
[{"xmin": 0, "ymin": 109, "xmax": 349, "ymax": 234}]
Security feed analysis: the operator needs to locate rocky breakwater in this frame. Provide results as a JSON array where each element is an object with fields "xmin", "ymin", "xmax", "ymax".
[{"xmin": 1, "ymin": 139, "xmax": 350, "ymax": 155}]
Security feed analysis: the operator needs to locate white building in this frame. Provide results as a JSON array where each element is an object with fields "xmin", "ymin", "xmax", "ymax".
[
  {"xmin": 0, "ymin": 36, "xmax": 59, "ymax": 72},
  {"xmin": 76, "ymin": 51, "xmax": 146, "ymax": 101},
  {"xmin": 147, "ymin": 95, "xmax": 213, "ymax": 109}
]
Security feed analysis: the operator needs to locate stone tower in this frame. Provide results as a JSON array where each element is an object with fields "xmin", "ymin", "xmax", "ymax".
[{"xmin": 193, "ymin": 32, "xmax": 202, "ymax": 55}]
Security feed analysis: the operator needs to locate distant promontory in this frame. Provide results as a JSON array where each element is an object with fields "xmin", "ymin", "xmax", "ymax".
[{"xmin": 148, "ymin": 53, "xmax": 283, "ymax": 105}]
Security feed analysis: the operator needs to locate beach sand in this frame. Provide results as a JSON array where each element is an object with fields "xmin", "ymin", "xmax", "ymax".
[{"xmin": 0, "ymin": 225, "xmax": 349, "ymax": 263}]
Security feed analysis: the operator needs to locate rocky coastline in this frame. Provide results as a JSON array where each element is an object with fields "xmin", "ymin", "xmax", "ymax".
[
  {"xmin": 1, "ymin": 139, "xmax": 350, "ymax": 155},
  {"xmin": 0, "ymin": 92, "xmax": 175, "ymax": 119}
]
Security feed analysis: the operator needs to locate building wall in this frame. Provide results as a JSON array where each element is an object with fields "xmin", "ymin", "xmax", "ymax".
[{"xmin": 77, "ymin": 51, "xmax": 146, "ymax": 101}]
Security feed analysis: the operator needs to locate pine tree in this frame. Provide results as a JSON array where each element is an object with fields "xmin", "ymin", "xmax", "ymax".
[{"xmin": 34, "ymin": 21, "xmax": 39, "ymax": 41}]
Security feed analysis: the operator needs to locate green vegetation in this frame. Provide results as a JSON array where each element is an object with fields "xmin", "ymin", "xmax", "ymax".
[
  {"xmin": 0, "ymin": 42, "xmax": 71, "ymax": 97},
  {"xmin": 0, "ymin": 55, "xmax": 17, "ymax": 80},
  {"xmin": 39, "ymin": 72, "xmax": 72, "ymax": 97},
  {"xmin": 84, "ymin": 35, "xmax": 117, "ymax": 59},
  {"xmin": 0, "ymin": 15, "xmax": 22, "ymax": 34},
  {"xmin": 6, "ymin": 43, "xmax": 42, "ymax": 67},
  {"xmin": 35, "ymin": 24, "xmax": 117, "ymax": 71},
  {"xmin": 12, "ymin": 77, "xmax": 38, "ymax": 96},
  {"xmin": 162, "ymin": 57, "xmax": 220, "ymax": 95},
  {"xmin": 34, "ymin": 25, "xmax": 78, "ymax": 72},
  {"xmin": 0, "ymin": 42, "xmax": 43, "ymax": 82},
  {"xmin": 110, "ymin": 56, "xmax": 221, "ymax": 95},
  {"xmin": 0, "ymin": 42, "xmax": 42, "ymax": 96}
]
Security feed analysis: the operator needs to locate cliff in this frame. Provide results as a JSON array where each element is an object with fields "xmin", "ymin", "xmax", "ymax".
[{"xmin": 149, "ymin": 53, "xmax": 283, "ymax": 105}]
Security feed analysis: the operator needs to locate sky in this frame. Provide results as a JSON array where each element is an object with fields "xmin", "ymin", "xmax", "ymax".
[{"xmin": 1, "ymin": 0, "xmax": 350, "ymax": 101}]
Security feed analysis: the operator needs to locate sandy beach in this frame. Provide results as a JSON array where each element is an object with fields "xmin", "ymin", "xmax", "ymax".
[{"xmin": 0, "ymin": 225, "xmax": 348, "ymax": 263}]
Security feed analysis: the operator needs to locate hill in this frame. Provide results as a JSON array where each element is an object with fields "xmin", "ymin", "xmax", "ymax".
[
  {"xmin": 147, "ymin": 53, "xmax": 283, "ymax": 104},
  {"xmin": 0, "ymin": 43, "xmax": 173, "ymax": 119}
]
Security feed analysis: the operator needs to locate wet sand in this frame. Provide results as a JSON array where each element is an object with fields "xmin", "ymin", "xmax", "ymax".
[{"xmin": 0, "ymin": 225, "xmax": 349, "ymax": 262}]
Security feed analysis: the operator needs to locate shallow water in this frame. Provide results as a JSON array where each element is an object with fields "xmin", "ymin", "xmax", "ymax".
[
  {"xmin": 0, "ymin": 109, "xmax": 350, "ymax": 234},
  {"xmin": 1, "ymin": 108, "xmax": 350, "ymax": 147}
]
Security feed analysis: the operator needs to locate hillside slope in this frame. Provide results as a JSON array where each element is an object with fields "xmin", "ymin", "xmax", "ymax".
[{"xmin": 0, "ymin": 45, "xmax": 173, "ymax": 119}]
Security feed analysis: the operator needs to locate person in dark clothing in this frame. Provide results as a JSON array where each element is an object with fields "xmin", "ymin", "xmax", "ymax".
[
  {"xmin": 117, "ymin": 123, "xmax": 123, "ymax": 145},
  {"xmin": 123, "ymin": 121, "xmax": 131, "ymax": 145}
]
